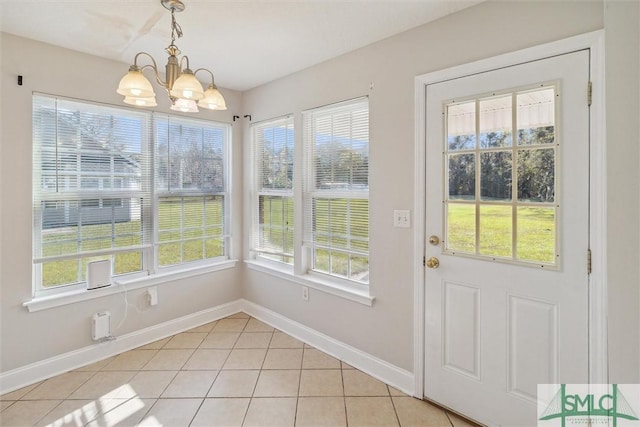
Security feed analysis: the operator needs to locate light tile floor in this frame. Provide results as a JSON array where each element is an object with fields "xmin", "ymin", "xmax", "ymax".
[{"xmin": 0, "ymin": 312, "xmax": 479, "ymax": 427}]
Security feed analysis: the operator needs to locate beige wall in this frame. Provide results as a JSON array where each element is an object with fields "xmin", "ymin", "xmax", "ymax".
[
  {"xmin": 604, "ymin": 0, "xmax": 640, "ymax": 383},
  {"xmin": 241, "ymin": 0, "xmax": 606, "ymax": 373},
  {"xmin": 0, "ymin": 34, "xmax": 244, "ymax": 372},
  {"xmin": 2, "ymin": 0, "xmax": 639, "ymax": 386}
]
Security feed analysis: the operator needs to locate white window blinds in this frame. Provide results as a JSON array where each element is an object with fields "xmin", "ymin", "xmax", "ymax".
[
  {"xmin": 154, "ymin": 115, "xmax": 230, "ymax": 267},
  {"xmin": 251, "ymin": 116, "xmax": 294, "ymax": 264},
  {"xmin": 32, "ymin": 94, "xmax": 231, "ymax": 293},
  {"xmin": 32, "ymin": 95, "xmax": 152, "ymax": 291},
  {"xmin": 303, "ymin": 97, "xmax": 369, "ymax": 284}
]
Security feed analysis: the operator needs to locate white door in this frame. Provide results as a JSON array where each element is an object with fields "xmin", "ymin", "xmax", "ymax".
[{"xmin": 424, "ymin": 50, "xmax": 590, "ymax": 426}]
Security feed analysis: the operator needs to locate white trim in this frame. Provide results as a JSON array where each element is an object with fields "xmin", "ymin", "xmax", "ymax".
[
  {"xmin": 3, "ymin": 298, "xmax": 412, "ymax": 398},
  {"xmin": 0, "ymin": 300, "xmax": 243, "ymax": 395},
  {"xmin": 240, "ymin": 299, "xmax": 413, "ymax": 394},
  {"xmin": 587, "ymin": 32, "xmax": 608, "ymax": 385},
  {"xmin": 24, "ymin": 260, "xmax": 238, "ymax": 312},
  {"xmin": 413, "ymin": 30, "xmax": 607, "ymax": 398},
  {"xmin": 245, "ymin": 260, "xmax": 375, "ymax": 306},
  {"xmin": 413, "ymin": 76, "xmax": 427, "ymax": 398}
]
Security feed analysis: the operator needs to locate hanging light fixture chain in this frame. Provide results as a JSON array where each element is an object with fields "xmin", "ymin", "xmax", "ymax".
[{"xmin": 170, "ymin": 8, "xmax": 183, "ymax": 45}]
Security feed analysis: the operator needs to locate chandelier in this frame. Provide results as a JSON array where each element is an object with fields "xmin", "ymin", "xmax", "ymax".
[{"xmin": 116, "ymin": 0, "xmax": 227, "ymax": 113}]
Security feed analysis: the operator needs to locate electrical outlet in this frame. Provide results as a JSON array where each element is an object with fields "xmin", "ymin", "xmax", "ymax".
[
  {"xmin": 302, "ymin": 286, "xmax": 309, "ymax": 301},
  {"xmin": 147, "ymin": 287, "xmax": 158, "ymax": 306},
  {"xmin": 394, "ymin": 210, "xmax": 411, "ymax": 228}
]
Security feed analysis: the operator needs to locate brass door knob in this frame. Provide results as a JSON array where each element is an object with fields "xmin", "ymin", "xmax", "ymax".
[{"xmin": 426, "ymin": 257, "xmax": 440, "ymax": 269}]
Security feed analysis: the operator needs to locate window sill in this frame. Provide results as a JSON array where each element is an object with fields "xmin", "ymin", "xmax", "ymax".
[
  {"xmin": 24, "ymin": 260, "xmax": 238, "ymax": 313},
  {"xmin": 244, "ymin": 260, "xmax": 375, "ymax": 307}
]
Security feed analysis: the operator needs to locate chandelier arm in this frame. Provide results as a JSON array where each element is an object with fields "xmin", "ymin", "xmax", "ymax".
[
  {"xmin": 133, "ymin": 52, "xmax": 167, "ymax": 86},
  {"xmin": 179, "ymin": 55, "xmax": 191, "ymax": 72},
  {"xmin": 194, "ymin": 68, "xmax": 215, "ymax": 86}
]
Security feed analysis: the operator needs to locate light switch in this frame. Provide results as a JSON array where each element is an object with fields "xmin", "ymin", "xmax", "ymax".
[{"xmin": 394, "ymin": 210, "xmax": 411, "ymax": 228}]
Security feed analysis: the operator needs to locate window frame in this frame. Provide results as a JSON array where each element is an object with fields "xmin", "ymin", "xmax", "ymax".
[
  {"xmin": 31, "ymin": 93, "xmax": 232, "ymax": 297},
  {"xmin": 153, "ymin": 114, "xmax": 232, "ymax": 273},
  {"xmin": 302, "ymin": 97, "xmax": 370, "ymax": 286},
  {"xmin": 250, "ymin": 115, "xmax": 295, "ymax": 267},
  {"xmin": 442, "ymin": 83, "xmax": 560, "ymax": 269},
  {"xmin": 246, "ymin": 98, "xmax": 373, "ymax": 304}
]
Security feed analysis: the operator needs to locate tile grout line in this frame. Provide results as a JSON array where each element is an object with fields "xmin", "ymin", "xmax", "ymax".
[
  {"xmin": 187, "ymin": 320, "xmax": 226, "ymax": 427},
  {"xmin": 341, "ymin": 359, "xmax": 349, "ymax": 427},
  {"xmin": 445, "ymin": 410, "xmax": 457, "ymax": 427},
  {"xmin": 388, "ymin": 385, "xmax": 404, "ymax": 427},
  {"xmin": 27, "ymin": 350, "xmax": 126, "ymax": 426},
  {"xmin": 238, "ymin": 316, "xmax": 253, "ymax": 427},
  {"xmin": 25, "ymin": 368, "xmax": 96, "ymax": 425},
  {"xmin": 293, "ymin": 343, "xmax": 306, "ymax": 427}
]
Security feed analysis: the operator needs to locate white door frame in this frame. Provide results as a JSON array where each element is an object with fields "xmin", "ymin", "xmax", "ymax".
[{"xmin": 413, "ymin": 30, "xmax": 607, "ymax": 398}]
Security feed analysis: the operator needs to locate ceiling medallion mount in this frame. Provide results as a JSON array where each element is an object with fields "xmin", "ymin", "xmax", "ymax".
[
  {"xmin": 117, "ymin": 0, "xmax": 226, "ymax": 113},
  {"xmin": 161, "ymin": 0, "xmax": 185, "ymax": 13}
]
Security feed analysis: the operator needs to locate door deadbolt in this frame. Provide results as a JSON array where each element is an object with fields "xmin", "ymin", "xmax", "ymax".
[{"xmin": 428, "ymin": 235, "xmax": 440, "ymax": 246}]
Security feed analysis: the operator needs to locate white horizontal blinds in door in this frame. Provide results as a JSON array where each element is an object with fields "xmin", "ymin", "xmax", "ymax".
[
  {"xmin": 251, "ymin": 116, "xmax": 294, "ymax": 264},
  {"xmin": 303, "ymin": 97, "xmax": 369, "ymax": 284},
  {"xmin": 155, "ymin": 115, "xmax": 230, "ymax": 267},
  {"xmin": 32, "ymin": 95, "xmax": 152, "ymax": 291}
]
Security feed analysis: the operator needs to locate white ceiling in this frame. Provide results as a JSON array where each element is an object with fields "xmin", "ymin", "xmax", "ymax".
[{"xmin": 0, "ymin": 0, "xmax": 481, "ymax": 91}]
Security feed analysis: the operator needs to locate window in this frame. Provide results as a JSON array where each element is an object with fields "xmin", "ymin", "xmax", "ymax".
[
  {"xmin": 32, "ymin": 94, "xmax": 231, "ymax": 294},
  {"xmin": 445, "ymin": 85, "xmax": 557, "ymax": 266},
  {"xmin": 155, "ymin": 115, "xmax": 230, "ymax": 267},
  {"xmin": 303, "ymin": 98, "xmax": 369, "ymax": 284},
  {"xmin": 251, "ymin": 116, "xmax": 294, "ymax": 264}
]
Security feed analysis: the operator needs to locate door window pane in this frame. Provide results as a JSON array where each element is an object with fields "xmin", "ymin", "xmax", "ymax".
[
  {"xmin": 447, "ymin": 102, "xmax": 476, "ymax": 151},
  {"xmin": 479, "ymin": 96, "xmax": 512, "ymax": 148},
  {"xmin": 480, "ymin": 151, "xmax": 512, "ymax": 201},
  {"xmin": 517, "ymin": 207, "xmax": 556, "ymax": 263},
  {"xmin": 479, "ymin": 205, "xmax": 512, "ymax": 258},
  {"xmin": 517, "ymin": 148, "xmax": 555, "ymax": 202},
  {"xmin": 448, "ymin": 154, "xmax": 476, "ymax": 200},
  {"xmin": 517, "ymin": 89, "xmax": 555, "ymax": 146},
  {"xmin": 446, "ymin": 203, "xmax": 476, "ymax": 254}
]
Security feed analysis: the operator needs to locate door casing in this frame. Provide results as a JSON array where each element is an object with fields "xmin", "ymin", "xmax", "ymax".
[{"xmin": 412, "ymin": 30, "xmax": 607, "ymax": 400}]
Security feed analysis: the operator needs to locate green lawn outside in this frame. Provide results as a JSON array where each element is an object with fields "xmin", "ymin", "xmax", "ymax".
[
  {"xmin": 40, "ymin": 196, "xmax": 225, "ymax": 287},
  {"xmin": 41, "ymin": 197, "xmax": 555, "ymax": 288},
  {"xmin": 311, "ymin": 198, "xmax": 369, "ymax": 281},
  {"xmin": 259, "ymin": 195, "xmax": 294, "ymax": 264},
  {"xmin": 259, "ymin": 196, "xmax": 369, "ymax": 281},
  {"xmin": 447, "ymin": 203, "xmax": 556, "ymax": 264}
]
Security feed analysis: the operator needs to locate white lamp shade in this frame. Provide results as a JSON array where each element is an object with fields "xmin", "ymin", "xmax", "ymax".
[
  {"xmin": 198, "ymin": 85, "xmax": 227, "ymax": 110},
  {"xmin": 124, "ymin": 96, "xmax": 157, "ymax": 107},
  {"xmin": 170, "ymin": 98, "xmax": 199, "ymax": 113},
  {"xmin": 170, "ymin": 70, "xmax": 205, "ymax": 100},
  {"xmin": 117, "ymin": 69, "xmax": 155, "ymax": 98}
]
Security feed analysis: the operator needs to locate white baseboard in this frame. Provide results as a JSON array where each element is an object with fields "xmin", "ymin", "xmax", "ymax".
[
  {"xmin": 240, "ymin": 299, "xmax": 415, "ymax": 396},
  {"xmin": 0, "ymin": 299, "xmax": 243, "ymax": 395},
  {"xmin": 1, "ymin": 298, "xmax": 415, "ymax": 398}
]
